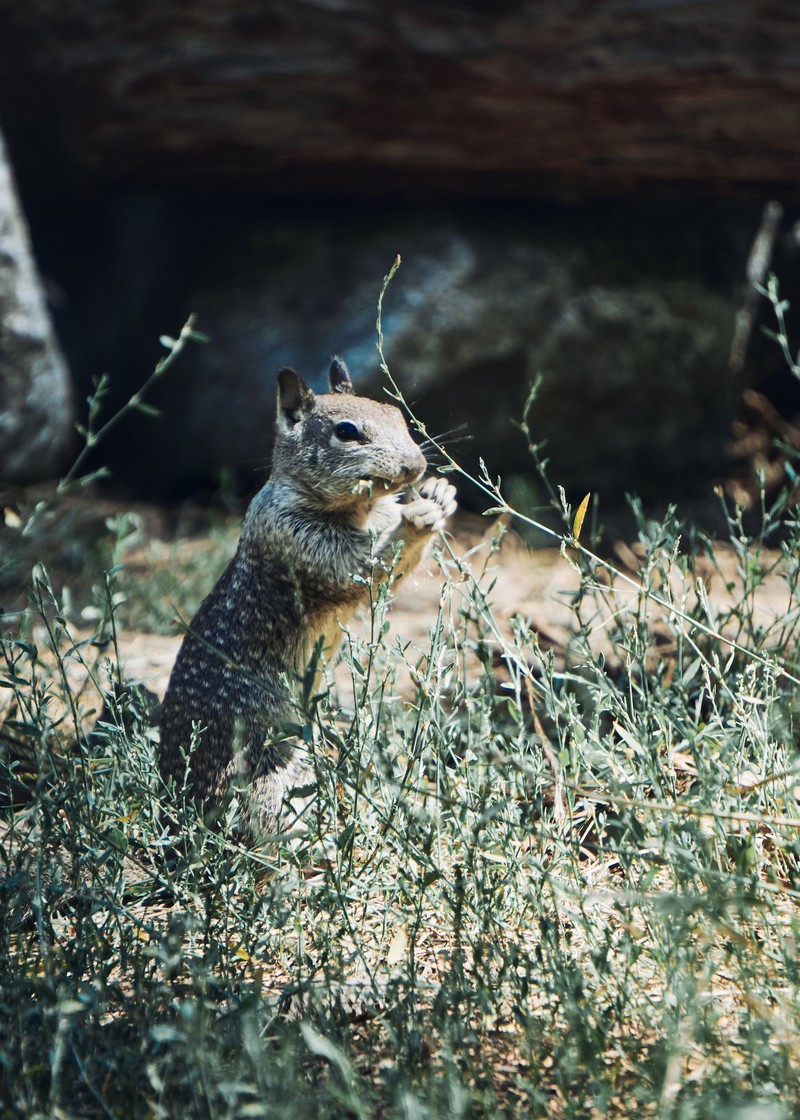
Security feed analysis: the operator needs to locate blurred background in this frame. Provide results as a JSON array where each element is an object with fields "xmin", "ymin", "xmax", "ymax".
[{"xmin": 2, "ymin": 0, "xmax": 800, "ymax": 519}]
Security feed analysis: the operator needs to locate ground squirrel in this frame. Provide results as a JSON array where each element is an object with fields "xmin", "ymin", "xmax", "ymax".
[{"xmin": 158, "ymin": 358, "xmax": 457, "ymax": 837}]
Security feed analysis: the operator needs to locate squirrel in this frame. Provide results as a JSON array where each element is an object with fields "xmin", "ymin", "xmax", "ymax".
[{"xmin": 158, "ymin": 357, "xmax": 457, "ymax": 838}]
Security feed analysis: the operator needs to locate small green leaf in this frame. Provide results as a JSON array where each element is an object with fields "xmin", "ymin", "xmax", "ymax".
[
  {"xmin": 57, "ymin": 1000, "xmax": 85, "ymax": 1016},
  {"xmin": 133, "ymin": 401, "xmax": 161, "ymax": 418},
  {"xmin": 105, "ymin": 827, "xmax": 128, "ymax": 855},
  {"xmin": 572, "ymin": 492, "xmax": 591, "ymax": 541},
  {"xmin": 300, "ymin": 1023, "xmax": 354, "ymax": 1083},
  {"xmin": 337, "ymin": 821, "xmax": 355, "ymax": 852},
  {"xmin": 150, "ymin": 1024, "xmax": 183, "ymax": 1044},
  {"xmin": 288, "ymin": 782, "xmax": 316, "ymax": 798}
]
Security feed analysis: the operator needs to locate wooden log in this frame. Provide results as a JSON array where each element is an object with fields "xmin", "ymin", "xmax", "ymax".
[{"xmin": 1, "ymin": 2, "xmax": 798, "ymax": 198}]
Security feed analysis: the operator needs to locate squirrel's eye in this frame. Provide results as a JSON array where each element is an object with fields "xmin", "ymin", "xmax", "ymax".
[{"xmin": 334, "ymin": 420, "xmax": 362, "ymax": 442}]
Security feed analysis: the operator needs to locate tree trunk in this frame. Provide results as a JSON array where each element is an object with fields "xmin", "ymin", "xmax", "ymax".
[{"xmin": 0, "ymin": 129, "xmax": 74, "ymax": 482}]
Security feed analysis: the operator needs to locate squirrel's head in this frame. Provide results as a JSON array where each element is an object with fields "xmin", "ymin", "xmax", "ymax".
[{"xmin": 271, "ymin": 358, "xmax": 426, "ymax": 510}]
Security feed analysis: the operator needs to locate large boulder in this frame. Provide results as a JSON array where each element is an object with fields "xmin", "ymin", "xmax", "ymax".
[
  {"xmin": 0, "ymin": 130, "xmax": 73, "ymax": 483},
  {"xmin": 75, "ymin": 201, "xmax": 741, "ymax": 504}
]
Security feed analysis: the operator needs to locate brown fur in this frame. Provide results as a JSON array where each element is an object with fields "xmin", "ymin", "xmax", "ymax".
[{"xmin": 158, "ymin": 358, "xmax": 457, "ymax": 837}]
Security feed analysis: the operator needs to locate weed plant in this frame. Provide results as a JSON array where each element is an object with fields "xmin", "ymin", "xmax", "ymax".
[{"xmin": 1, "ymin": 276, "xmax": 799, "ymax": 1118}]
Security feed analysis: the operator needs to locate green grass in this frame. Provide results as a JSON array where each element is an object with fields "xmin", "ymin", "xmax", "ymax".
[
  {"xmin": 1, "ymin": 272, "xmax": 799, "ymax": 1118},
  {"xmin": 0, "ymin": 496, "xmax": 239, "ymax": 635},
  {"xmin": 2, "ymin": 469, "xmax": 800, "ymax": 1118}
]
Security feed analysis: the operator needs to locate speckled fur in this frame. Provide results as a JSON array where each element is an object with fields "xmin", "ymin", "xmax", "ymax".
[{"xmin": 158, "ymin": 359, "xmax": 457, "ymax": 838}]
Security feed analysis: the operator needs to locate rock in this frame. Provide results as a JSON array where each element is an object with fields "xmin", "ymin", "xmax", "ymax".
[
  {"xmin": 0, "ymin": 129, "xmax": 73, "ymax": 483},
  {"xmin": 77, "ymin": 200, "xmax": 742, "ymax": 504},
  {"xmin": 517, "ymin": 283, "xmax": 735, "ymax": 497}
]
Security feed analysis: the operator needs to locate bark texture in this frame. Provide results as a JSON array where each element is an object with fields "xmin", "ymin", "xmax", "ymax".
[
  {"xmin": 0, "ymin": 129, "xmax": 73, "ymax": 483},
  {"xmin": 1, "ymin": 1, "xmax": 799, "ymax": 197}
]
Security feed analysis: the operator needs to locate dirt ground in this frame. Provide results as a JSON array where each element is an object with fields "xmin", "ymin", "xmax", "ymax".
[
  {"xmin": 105, "ymin": 516, "xmax": 561, "ymax": 698},
  {"xmin": 3, "ymin": 480, "xmax": 795, "ymax": 715},
  {"xmin": 111, "ymin": 513, "xmax": 796, "ymax": 702}
]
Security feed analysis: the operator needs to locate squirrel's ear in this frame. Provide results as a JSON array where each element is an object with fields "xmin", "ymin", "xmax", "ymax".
[
  {"xmin": 277, "ymin": 368, "xmax": 315, "ymax": 429},
  {"xmin": 329, "ymin": 356, "xmax": 354, "ymax": 395}
]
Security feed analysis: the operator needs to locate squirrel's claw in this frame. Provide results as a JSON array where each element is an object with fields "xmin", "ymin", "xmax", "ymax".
[{"xmin": 403, "ymin": 477, "xmax": 458, "ymax": 533}]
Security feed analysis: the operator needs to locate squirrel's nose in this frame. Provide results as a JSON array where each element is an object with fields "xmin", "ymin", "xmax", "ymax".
[{"xmin": 400, "ymin": 455, "xmax": 426, "ymax": 485}]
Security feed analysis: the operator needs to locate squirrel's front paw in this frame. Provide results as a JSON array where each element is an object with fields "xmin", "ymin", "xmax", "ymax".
[{"xmin": 402, "ymin": 477, "xmax": 458, "ymax": 534}]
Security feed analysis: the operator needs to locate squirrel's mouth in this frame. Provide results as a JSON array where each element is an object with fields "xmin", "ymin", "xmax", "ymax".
[
  {"xmin": 360, "ymin": 464, "xmax": 424, "ymax": 490},
  {"xmin": 348, "ymin": 476, "xmax": 406, "ymax": 501},
  {"xmin": 359, "ymin": 476, "xmax": 399, "ymax": 491}
]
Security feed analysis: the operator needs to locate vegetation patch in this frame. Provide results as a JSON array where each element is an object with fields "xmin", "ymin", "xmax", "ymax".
[{"xmin": 1, "ymin": 275, "xmax": 799, "ymax": 1118}]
